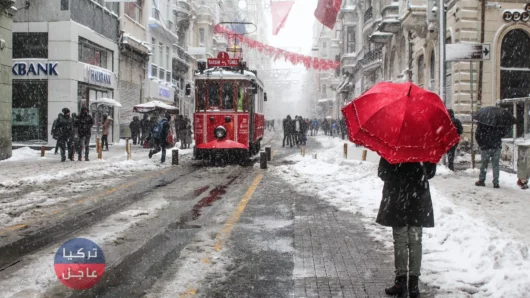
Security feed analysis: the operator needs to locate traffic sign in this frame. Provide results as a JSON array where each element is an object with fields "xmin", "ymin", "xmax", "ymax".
[{"xmin": 446, "ymin": 43, "xmax": 490, "ymax": 61}]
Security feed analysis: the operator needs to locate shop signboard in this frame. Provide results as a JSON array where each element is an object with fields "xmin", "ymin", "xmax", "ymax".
[
  {"xmin": 85, "ymin": 65, "xmax": 113, "ymax": 86},
  {"xmin": 12, "ymin": 62, "xmax": 58, "ymax": 76},
  {"xmin": 207, "ymin": 52, "xmax": 239, "ymax": 67},
  {"xmin": 159, "ymin": 86, "xmax": 171, "ymax": 98},
  {"xmin": 12, "ymin": 108, "xmax": 39, "ymax": 126}
]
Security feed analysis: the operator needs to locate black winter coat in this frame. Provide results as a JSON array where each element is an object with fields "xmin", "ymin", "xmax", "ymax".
[
  {"xmin": 129, "ymin": 119, "xmax": 141, "ymax": 134},
  {"xmin": 76, "ymin": 113, "xmax": 94, "ymax": 137},
  {"xmin": 56, "ymin": 114, "xmax": 74, "ymax": 139},
  {"xmin": 376, "ymin": 158, "xmax": 436, "ymax": 228},
  {"xmin": 475, "ymin": 123, "xmax": 506, "ymax": 150}
]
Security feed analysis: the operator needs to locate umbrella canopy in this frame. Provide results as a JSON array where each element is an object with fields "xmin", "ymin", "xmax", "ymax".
[
  {"xmin": 341, "ymin": 82, "xmax": 460, "ymax": 164},
  {"xmin": 91, "ymin": 98, "xmax": 122, "ymax": 107},
  {"xmin": 133, "ymin": 101, "xmax": 178, "ymax": 113},
  {"xmin": 325, "ymin": 116, "xmax": 333, "ymax": 119},
  {"xmin": 474, "ymin": 106, "xmax": 516, "ymax": 127}
]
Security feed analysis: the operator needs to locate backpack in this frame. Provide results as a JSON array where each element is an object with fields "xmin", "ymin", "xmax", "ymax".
[{"xmin": 152, "ymin": 119, "xmax": 168, "ymax": 140}]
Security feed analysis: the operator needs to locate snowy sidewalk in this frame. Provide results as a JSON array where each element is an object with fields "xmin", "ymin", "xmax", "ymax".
[{"xmin": 276, "ymin": 136, "xmax": 530, "ymax": 297}]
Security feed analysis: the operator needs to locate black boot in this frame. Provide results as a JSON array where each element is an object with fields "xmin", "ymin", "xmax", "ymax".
[
  {"xmin": 385, "ymin": 275, "xmax": 407, "ymax": 297},
  {"xmin": 408, "ymin": 275, "xmax": 420, "ymax": 298}
]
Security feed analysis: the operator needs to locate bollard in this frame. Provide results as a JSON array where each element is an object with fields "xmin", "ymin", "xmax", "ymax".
[
  {"xmin": 362, "ymin": 150, "xmax": 367, "ymax": 161},
  {"xmin": 265, "ymin": 146, "xmax": 272, "ymax": 161},
  {"xmin": 41, "ymin": 146, "xmax": 46, "ymax": 157},
  {"xmin": 96, "ymin": 137, "xmax": 102, "ymax": 160},
  {"xmin": 313, "ymin": 153, "xmax": 317, "ymax": 159},
  {"xmin": 344, "ymin": 143, "xmax": 348, "ymax": 159},
  {"xmin": 172, "ymin": 149, "xmax": 179, "ymax": 165},
  {"xmin": 260, "ymin": 151, "xmax": 267, "ymax": 169},
  {"xmin": 301, "ymin": 146, "xmax": 306, "ymax": 157},
  {"xmin": 127, "ymin": 143, "xmax": 132, "ymax": 160},
  {"xmin": 126, "ymin": 138, "xmax": 130, "ymax": 153},
  {"xmin": 471, "ymin": 151, "xmax": 476, "ymax": 169}
]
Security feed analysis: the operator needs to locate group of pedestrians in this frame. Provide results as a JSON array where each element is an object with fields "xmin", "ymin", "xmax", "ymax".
[
  {"xmin": 282, "ymin": 115, "xmax": 309, "ymax": 148},
  {"xmin": 128, "ymin": 114, "xmax": 192, "ymax": 150},
  {"xmin": 51, "ymin": 107, "xmax": 112, "ymax": 162},
  {"xmin": 309, "ymin": 118, "xmax": 347, "ymax": 139}
]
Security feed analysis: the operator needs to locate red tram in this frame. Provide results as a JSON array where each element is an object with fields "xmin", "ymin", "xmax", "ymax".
[{"xmin": 191, "ymin": 52, "xmax": 266, "ymax": 161}]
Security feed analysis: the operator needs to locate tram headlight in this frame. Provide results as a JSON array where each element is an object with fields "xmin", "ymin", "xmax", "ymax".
[{"xmin": 214, "ymin": 126, "xmax": 227, "ymax": 139}]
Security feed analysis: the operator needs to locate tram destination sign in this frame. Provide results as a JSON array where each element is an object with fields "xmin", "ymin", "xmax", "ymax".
[
  {"xmin": 207, "ymin": 51, "xmax": 240, "ymax": 67},
  {"xmin": 446, "ymin": 43, "xmax": 490, "ymax": 61}
]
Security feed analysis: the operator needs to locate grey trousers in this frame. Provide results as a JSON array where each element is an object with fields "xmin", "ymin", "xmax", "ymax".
[
  {"xmin": 392, "ymin": 226, "xmax": 422, "ymax": 277},
  {"xmin": 479, "ymin": 148, "xmax": 501, "ymax": 184}
]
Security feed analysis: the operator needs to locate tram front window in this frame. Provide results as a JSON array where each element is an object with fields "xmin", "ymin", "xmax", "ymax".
[
  {"xmin": 222, "ymin": 82, "xmax": 234, "ymax": 110},
  {"xmin": 208, "ymin": 82, "xmax": 220, "ymax": 108},
  {"xmin": 197, "ymin": 83, "xmax": 206, "ymax": 111}
]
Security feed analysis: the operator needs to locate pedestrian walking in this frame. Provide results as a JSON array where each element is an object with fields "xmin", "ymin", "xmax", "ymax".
[
  {"xmin": 294, "ymin": 116, "xmax": 301, "ymax": 147},
  {"xmin": 148, "ymin": 114, "xmax": 171, "ymax": 163},
  {"xmin": 176, "ymin": 115, "xmax": 188, "ymax": 149},
  {"xmin": 100, "ymin": 114, "xmax": 112, "ymax": 151},
  {"xmin": 186, "ymin": 123, "xmax": 193, "ymax": 149},
  {"xmin": 52, "ymin": 114, "xmax": 61, "ymax": 155},
  {"xmin": 129, "ymin": 116, "xmax": 141, "ymax": 145},
  {"xmin": 447, "ymin": 109, "xmax": 463, "ymax": 171},
  {"xmin": 475, "ymin": 123, "xmax": 506, "ymax": 188},
  {"xmin": 56, "ymin": 108, "xmax": 75, "ymax": 162},
  {"xmin": 282, "ymin": 115, "xmax": 294, "ymax": 148},
  {"xmin": 75, "ymin": 107, "xmax": 94, "ymax": 161},
  {"xmin": 377, "ymin": 158, "xmax": 437, "ymax": 298},
  {"xmin": 340, "ymin": 118, "xmax": 347, "ymax": 140},
  {"xmin": 140, "ymin": 114, "xmax": 150, "ymax": 145}
]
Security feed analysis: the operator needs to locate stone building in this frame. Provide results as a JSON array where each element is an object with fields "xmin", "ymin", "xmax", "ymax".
[{"xmin": 0, "ymin": 0, "xmax": 15, "ymax": 160}]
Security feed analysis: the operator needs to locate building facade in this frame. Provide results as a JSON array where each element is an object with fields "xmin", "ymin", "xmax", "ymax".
[
  {"xmin": 12, "ymin": 0, "xmax": 120, "ymax": 146},
  {"xmin": 0, "ymin": 0, "xmax": 15, "ymax": 160},
  {"xmin": 335, "ymin": 0, "xmax": 530, "ymax": 143}
]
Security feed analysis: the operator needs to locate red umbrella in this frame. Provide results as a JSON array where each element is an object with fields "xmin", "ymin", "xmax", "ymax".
[{"xmin": 341, "ymin": 82, "xmax": 460, "ymax": 164}]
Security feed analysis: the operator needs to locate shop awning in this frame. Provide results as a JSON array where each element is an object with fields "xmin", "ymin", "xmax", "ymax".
[
  {"xmin": 91, "ymin": 98, "xmax": 122, "ymax": 107},
  {"xmin": 133, "ymin": 101, "xmax": 178, "ymax": 113},
  {"xmin": 337, "ymin": 76, "xmax": 353, "ymax": 93}
]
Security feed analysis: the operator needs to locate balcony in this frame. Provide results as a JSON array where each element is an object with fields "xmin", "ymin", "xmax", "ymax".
[
  {"xmin": 359, "ymin": 48, "xmax": 382, "ymax": 74},
  {"xmin": 369, "ymin": 31, "xmax": 393, "ymax": 43},
  {"xmin": 151, "ymin": 7, "xmax": 160, "ymax": 21},
  {"xmin": 149, "ymin": 8, "xmax": 178, "ymax": 43},
  {"xmin": 172, "ymin": 45, "xmax": 193, "ymax": 74},
  {"xmin": 173, "ymin": 0, "xmax": 192, "ymax": 28},
  {"xmin": 400, "ymin": 0, "xmax": 427, "ymax": 36},
  {"xmin": 379, "ymin": 2, "xmax": 401, "ymax": 33}
]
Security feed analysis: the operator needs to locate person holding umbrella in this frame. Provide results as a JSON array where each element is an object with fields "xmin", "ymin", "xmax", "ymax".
[
  {"xmin": 342, "ymin": 82, "xmax": 460, "ymax": 298},
  {"xmin": 474, "ymin": 106, "xmax": 515, "ymax": 188}
]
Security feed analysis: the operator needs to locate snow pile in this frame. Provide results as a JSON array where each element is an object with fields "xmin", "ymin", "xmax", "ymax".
[
  {"xmin": 0, "ymin": 147, "xmax": 51, "ymax": 163},
  {"xmin": 275, "ymin": 136, "xmax": 530, "ymax": 297}
]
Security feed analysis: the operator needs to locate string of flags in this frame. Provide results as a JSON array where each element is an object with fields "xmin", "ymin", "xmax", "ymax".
[{"xmin": 214, "ymin": 24, "xmax": 340, "ymax": 71}]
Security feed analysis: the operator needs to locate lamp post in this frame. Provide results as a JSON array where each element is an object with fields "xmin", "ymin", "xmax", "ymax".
[{"xmin": 438, "ymin": 0, "xmax": 446, "ymax": 106}]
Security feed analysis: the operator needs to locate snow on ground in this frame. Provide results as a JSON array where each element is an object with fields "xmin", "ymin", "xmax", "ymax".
[
  {"xmin": 0, "ymin": 196, "xmax": 169, "ymax": 298},
  {"xmin": 275, "ymin": 135, "xmax": 530, "ymax": 297}
]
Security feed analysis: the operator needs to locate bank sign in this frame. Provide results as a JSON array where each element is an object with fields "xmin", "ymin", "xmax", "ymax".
[
  {"xmin": 12, "ymin": 62, "xmax": 58, "ymax": 76},
  {"xmin": 159, "ymin": 87, "xmax": 171, "ymax": 98},
  {"xmin": 85, "ymin": 65, "xmax": 112, "ymax": 86}
]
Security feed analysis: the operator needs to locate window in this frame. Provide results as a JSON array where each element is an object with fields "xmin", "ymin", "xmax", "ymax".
[
  {"xmin": 429, "ymin": 50, "xmax": 435, "ymax": 91},
  {"xmin": 222, "ymin": 82, "xmax": 234, "ymax": 110},
  {"xmin": 152, "ymin": 38, "xmax": 157, "ymax": 64},
  {"xmin": 125, "ymin": 0, "xmax": 142, "ymax": 23},
  {"xmin": 166, "ymin": 72, "xmax": 171, "ymax": 83},
  {"xmin": 199, "ymin": 28, "xmax": 205, "ymax": 46},
  {"xmin": 417, "ymin": 54, "xmax": 425, "ymax": 87},
  {"xmin": 166, "ymin": 46, "xmax": 170, "ymax": 70},
  {"xmin": 95, "ymin": 0, "xmax": 119, "ymax": 14},
  {"xmin": 159, "ymin": 42, "xmax": 163, "ymax": 66},
  {"xmin": 159, "ymin": 69, "xmax": 165, "ymax": 80},
  {"xmin": 347, "ymin": 27, "xmax": 355, "ymax": 53},
  {"xmin": 78, "ymin": 38, "xmax": 109, "ymax": 69},
  {"xmin": 151, "ymin": 64, "xmax": 158, "ymax": 77},
  {"xmin": 13, "ymin": 33, "xmax": 48, "ymax": 58},
  {"xmin": 208, "ymin": 82, "xmax": 220, "ymax": 108},
  {"xmin": 12, "ymin": 81, "xmax": 48, "ymax": 142},
  {"xmin": 61, "ymin": 0, "xmax": 69, "ymax": 10},
  {"xmin": 197, "ymin": 81, "xmax": 206, "ymax": 110}
]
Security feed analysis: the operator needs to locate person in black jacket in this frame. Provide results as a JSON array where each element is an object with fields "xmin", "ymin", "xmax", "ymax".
[
  {"xmin": 377, "ymin": 158, "xmax": 437, "ymax": 298},
  {"xmin": 475, "ymin": 123, "xmax": 506, "ymax": 188},
  {"xmin": 56, "ymin": 108, "xmax": 75, "ymax": 162},
  {"xmin": 140, "ymin": 114, "xmax": 150, "ymax": 145},
  {"xmin": 75, "ymin": 107, "xmax": 94, "ymax": 161},
  {"xmin": 149, "ymin": 114, "xmax": 171, "ymax": 163},
  {"xmin": 282, "ymin": 115, "xmax": 294, "ymax": 148},
  {"xmin": 129, "ymin": 116, "xmax": 141, "ymax": 145},
  {"xmin": 447, "ymin": 109, "xmax": 463, "ymax": 171}
]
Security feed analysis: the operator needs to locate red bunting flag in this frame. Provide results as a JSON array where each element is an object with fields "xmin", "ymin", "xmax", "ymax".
[
  {"xmin": 272, "ymin": 1, "xmax": 295, "ymax": 35},
  {"xmin": 314, "ymin": 0, "xmax": 342, "ymax": 29}
]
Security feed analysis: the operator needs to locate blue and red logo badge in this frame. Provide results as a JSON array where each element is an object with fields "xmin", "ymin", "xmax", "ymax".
[{"xmin": 53, "ymin": 238, "xmax": 105, "ymax": 290}]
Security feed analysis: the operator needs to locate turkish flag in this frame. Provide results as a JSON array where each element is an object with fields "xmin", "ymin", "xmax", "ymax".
[
  {"xmin": 314, "ymin": 0, "xmax": 342, "ymax": 29},
  {"xmin": 272, "ymin": 1, "xmax": 295, "ymax": 35}
]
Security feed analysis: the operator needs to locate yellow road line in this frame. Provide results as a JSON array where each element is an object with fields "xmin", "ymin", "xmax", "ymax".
[
  {"xmin": 182, "ymin": 172, "xmax": 265, "ymax": 296},
  {"xmin": 214, "ymin": 173, "xmax": 264, "ymax": 251}
]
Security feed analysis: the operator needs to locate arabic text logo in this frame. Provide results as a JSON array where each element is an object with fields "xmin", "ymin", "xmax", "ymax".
[{"xmin": 53, "ymin": 238, "xmax": 106, "ymax": 290}]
